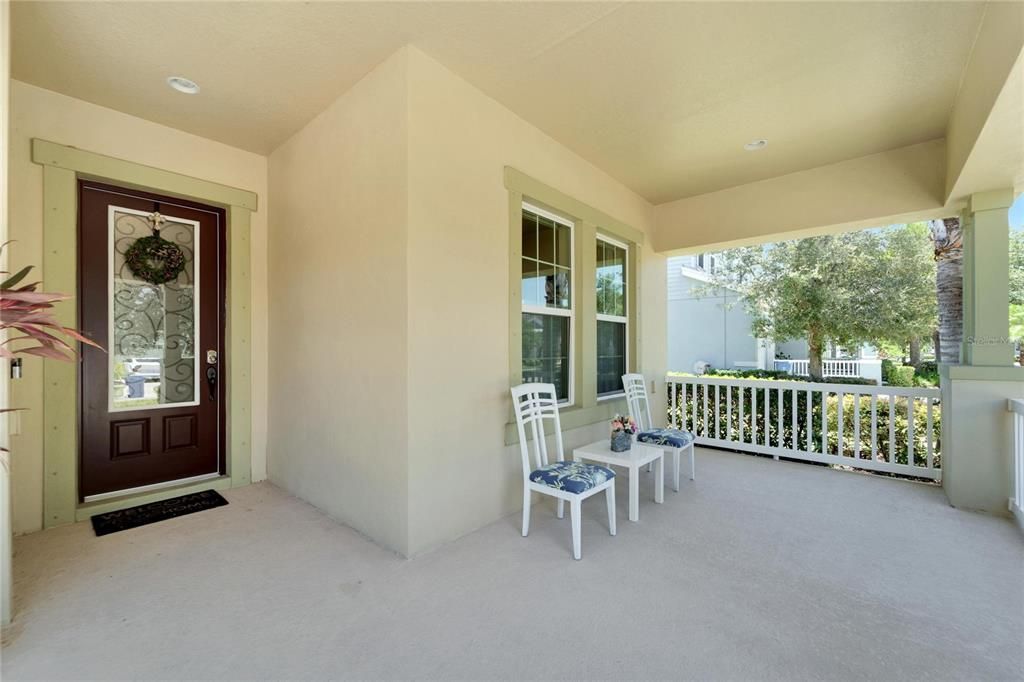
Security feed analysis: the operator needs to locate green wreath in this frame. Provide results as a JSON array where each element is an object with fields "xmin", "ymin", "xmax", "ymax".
[{"xmin": 125, "ymin": 235, "xmax": 187, "ymax": 285}]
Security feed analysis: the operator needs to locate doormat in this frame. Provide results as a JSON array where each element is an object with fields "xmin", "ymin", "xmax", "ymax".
[{"xmin": 90, "ymin": 490, "xmax": 228, "ymax": 536}]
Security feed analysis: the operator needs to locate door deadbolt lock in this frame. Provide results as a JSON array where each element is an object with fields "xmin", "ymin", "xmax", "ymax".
[{"xmin": 206, "ymin": 350, "xmax": 218, "ymax": 365}]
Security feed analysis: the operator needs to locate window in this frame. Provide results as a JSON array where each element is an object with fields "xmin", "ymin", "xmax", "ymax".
[
  {"xmin": 596, "ymin": 236, "xmax": 627, "ymax": 397},
  {"xmin": 521, "ymin": 204, "xmax": 573, "ymax": 403},
  {"xmin": 506, "ymin": 168, "xmax": 647, "ymax": 441},
  {"xmin": 697, "ymin": 253, "xmax": 717, "ymax": 275}
]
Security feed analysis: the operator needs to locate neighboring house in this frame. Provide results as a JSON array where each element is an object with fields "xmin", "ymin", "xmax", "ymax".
[{"xmin": 667, "ymin": 254, "xmax": 880, "ymax": 382}]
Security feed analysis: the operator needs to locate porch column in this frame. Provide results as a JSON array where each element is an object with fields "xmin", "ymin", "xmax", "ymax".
[
  {"xmin": 961, "ymin": 190, "xmax": 1014, "ymax": 364},
  {"xmin": 941, "ymin": 189, "xmax": 1024, "ymax": 514}
]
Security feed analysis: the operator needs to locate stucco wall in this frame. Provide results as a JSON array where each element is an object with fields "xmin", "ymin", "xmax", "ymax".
[
  {"xmin": 7, "ymin": 80, "xmax": 270, "ymax": 535},
  {"xmin": 404, "ymin": 48, "xmax": 665, "ymax": 556},
  {"xmin": 266, "ymin": 51, "xmax": 410, "ymax": 554}
]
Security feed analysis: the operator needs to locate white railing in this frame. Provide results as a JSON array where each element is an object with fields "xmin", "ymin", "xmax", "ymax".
[
  {"xmin": 666, "ymin": 374, "xmax": 942, "ymax": 480},
  {"xmin": 1009, "ymin": 399, "xmax": 1024, "ymax": 529},
  {"xmin": 776, "ymin": 359, "xmax": 862, "ymax": 378}
]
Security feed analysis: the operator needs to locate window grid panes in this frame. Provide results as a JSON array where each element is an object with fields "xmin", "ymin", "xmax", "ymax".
[
  {"xmin": 596, "ymin": 237, "xmax": 627, "ymax": 397},
  {"xmin": 522, "ymin": 205, "xmax": 573, "ymax": 403}
]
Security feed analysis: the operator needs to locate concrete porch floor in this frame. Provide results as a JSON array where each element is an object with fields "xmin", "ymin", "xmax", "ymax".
[{"xmin": 3, "ymin": 447, "xmax": 1022, "ymax": 681}]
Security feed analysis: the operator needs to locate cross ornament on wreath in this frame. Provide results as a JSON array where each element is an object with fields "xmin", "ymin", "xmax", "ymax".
[{"xmin": 124, "ymin": 212, "xmax": 187, "ymax": 285}]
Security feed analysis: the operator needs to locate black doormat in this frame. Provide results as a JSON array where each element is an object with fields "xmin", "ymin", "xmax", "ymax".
[{"xmin": 90, "ymin": 489, "xmax": 228, "ymax": 536}]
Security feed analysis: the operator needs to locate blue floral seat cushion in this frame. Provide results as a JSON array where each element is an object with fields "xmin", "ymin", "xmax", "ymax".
[
  {"xmin": 529, "ymin": 461, "xmax": 615, "ymax": 494},
  {"xmin": 637, "ymin": 428, "xmax": 695, "ymax": 449}
]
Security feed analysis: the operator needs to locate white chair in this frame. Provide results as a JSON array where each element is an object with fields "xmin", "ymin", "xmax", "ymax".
[
  {"xmin": 622, "ymin": 373, "xmax": 695, "ymax": 492},
  {"xmin": 511, "ymin": 383, "xmax": 616, "ymax": 560}
]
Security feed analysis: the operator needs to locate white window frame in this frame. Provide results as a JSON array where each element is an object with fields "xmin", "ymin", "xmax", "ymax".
[
  {"xmin": 521, "ymin": 202, "xmax": 575, "ymax": 407},
  {"xmin": 698, "ymin": 252, "xmax": 717, "ymax": 275},
  {"xmin": 596, "ymin": 233, "xmax": 628, "ymax": 400}
]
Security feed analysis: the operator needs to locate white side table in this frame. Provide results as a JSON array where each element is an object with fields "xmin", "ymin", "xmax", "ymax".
[{"xmin": 572, "ymin": 439, "xmax": 663, "ymax": 522}]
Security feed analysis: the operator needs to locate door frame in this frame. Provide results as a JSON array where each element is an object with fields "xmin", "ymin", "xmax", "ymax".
[{"xmin": 31, "ymin": 139, "xmax": 257, "ymax": 526}]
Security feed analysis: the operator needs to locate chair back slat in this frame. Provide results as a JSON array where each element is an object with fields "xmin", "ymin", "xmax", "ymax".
[
  {"xmin": 510, "ymin": 383, "xmax": 565, "ymax": 478},
  {"xmin": 622, "ymin": 373, "xmax": 653, "ymax": 432}
]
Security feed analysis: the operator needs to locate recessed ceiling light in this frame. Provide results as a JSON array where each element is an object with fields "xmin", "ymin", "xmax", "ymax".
[
  {"xmin": 744, "ymin": 139, "xmax": 768, "ymax": 151},
  {"xmin": 166, "ymin": 76, "xmax": 200, "ymax": 95}
]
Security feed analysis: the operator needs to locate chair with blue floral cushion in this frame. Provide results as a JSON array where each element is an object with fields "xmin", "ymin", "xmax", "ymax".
[
  {"xmin": 511, "ymin": 383, "xmax": 616, "ymax": 560},
  {"xmin": 622, "ymin": 373, "xmax": 695, "ymax": 491}
]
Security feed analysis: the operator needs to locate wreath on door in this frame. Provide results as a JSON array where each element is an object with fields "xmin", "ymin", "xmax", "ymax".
[{"xmin": 124, "ymin": 213, "xmax": 187, "ymax": 285}]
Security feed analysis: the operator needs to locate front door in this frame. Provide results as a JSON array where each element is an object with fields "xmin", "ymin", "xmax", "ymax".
[{"xmin": 79, "ymin": 181, "xmax": 225, "ymax": 501}]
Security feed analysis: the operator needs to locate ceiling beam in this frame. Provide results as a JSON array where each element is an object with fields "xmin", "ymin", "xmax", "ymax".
[
  {"xmin": 652, "ymin": 139, "xmax": 953, "ymax": 254},
  {"xmin": 944, "ymin": 2, "xmax": 1024, "ymax": 201}
]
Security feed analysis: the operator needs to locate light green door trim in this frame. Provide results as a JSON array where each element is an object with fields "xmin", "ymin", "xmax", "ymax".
[
  {"xmin": 227, "ymin": 207, "xmax": 252, "ymax": 487},
  {"xmin": 32, "ymin": 139, "xmax": 257, "ymax": 210},
  {"xmin": 41, "ymin": 165, "xmax": 78, "ymax": 527},
  {"xmin": 33, "ymin": 139, "xmax": 256, "ymax": 527}
]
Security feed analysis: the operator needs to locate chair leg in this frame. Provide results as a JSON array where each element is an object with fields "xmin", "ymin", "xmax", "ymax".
[
  {"xmin": 556, "ymin": 499, "xmax": 565, "ymax": 519},
  {"xmin": 522, "ymin": 488, "xmax": 531, "ymax": 537},
  {"xmin": 606, "ymin": 484, "xmax": 616, "ymax": 536},
  {"xmin": 689, "ymin": 443, "xmax": 696, "ymax": 480},
  {"xmin": 570, "ymin": 498, "xmax": 582, "ymax": 560},
  {"xmin": 672, "ymin": 449, "xmax": 681, "ymax": 492}
]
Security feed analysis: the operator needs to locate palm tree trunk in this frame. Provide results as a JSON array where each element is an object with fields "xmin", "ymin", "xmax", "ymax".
[{"xmin": 931, "ymin": 218, "xmax": 963, "ymax": 364}]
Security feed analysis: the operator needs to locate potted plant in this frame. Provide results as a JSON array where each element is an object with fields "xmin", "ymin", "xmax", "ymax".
[{"xmin": 610, "ymin": 414, "xmax": 638, "ymax": 452}]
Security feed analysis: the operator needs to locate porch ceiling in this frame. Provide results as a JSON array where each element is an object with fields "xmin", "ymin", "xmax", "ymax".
[{"xmin": 11, "ymin": 1, "xmax": 985, "ymax": 204}]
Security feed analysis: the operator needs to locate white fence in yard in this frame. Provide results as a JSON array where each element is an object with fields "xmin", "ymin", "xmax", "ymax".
[
  {"xmin": 782, "ymin": 359, "xmax": 859, "ymax": 377},
  {"xmin": 666, "ymin": 374, "xmax": 942, "ymax": 480},
  {"xmin": 774, "ymin": 359, "xmax": 882, "ymax": 384},
  {"xmin": 1009, "ymin": 399, "xmax": 1024, "ymax": 529}
]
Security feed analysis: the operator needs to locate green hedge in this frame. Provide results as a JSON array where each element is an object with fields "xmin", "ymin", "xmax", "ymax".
[
  {"xmin": 668, "ymin": 382, "xmax": 941, "ymax": 470},
  {"xmin": 882, "ymin": 359, "xmax": 915, "ymax": 387},
  {"xmin": 701, "ymin": 367, "xmax": 876, "ymax": 386}
]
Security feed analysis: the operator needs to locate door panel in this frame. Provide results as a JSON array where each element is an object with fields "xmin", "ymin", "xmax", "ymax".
[{"xmin": 79, "ymin": 182, "xmax": 225, "ymax": 500}]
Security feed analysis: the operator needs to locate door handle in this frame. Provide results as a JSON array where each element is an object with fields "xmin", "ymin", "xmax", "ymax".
[{"xmin": 206, "ymin": 366, "xmax": 217, "ymax": 402}]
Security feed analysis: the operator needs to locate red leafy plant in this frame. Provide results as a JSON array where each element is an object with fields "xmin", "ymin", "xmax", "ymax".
[{"xmin": 0, "ymin": 242, "xmax": 102, "ymax": 363}]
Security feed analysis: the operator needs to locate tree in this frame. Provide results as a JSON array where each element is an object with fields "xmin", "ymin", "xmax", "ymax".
[
  {"xmin": 929, "ymin": 218, "xmax": 963, "ymax": 364},
  {"xmin": 704, "ymin": 225, "xmax": 937, "ymax": 381},
  {"xmin": 1011, "ymin": 230, "xmax": 1024, "ymax": 365},
  {"xmin": 1010, "ymin": 229, "xmax": 1024, "ymax": 306},
  {"xmin": 873, "ymin": 223, "xmax": 937, "ymax": 367}
]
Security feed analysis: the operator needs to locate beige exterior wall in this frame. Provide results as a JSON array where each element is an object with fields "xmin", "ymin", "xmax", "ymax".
[
  {"xmin": 7, "ymin": 80, "xmax": 270, "ymax": 534},
  {"xmin": 404, "ymin": 48, "xmax": 665, "ymax": 555},
  {"xmin": 264, "ymin": 47, "xmax": 666, "ymax": 556},
  {"xmin": 266, "ymin": 50, "xmax": 411, "ymax": 553}
]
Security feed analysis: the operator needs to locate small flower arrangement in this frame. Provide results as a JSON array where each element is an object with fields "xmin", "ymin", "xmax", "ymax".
[
  {"xmin": 610, "ymin": 414, "xmax": 637, "ymax": 452},
  {"xmin": 611, "ymin": 415, "xmax": 638, "ymax": 435}
]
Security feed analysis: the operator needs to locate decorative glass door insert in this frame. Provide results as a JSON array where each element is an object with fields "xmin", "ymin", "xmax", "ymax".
[{"xmin": 109, "ymin": 206, "xmax": 200, "ymax": 411}]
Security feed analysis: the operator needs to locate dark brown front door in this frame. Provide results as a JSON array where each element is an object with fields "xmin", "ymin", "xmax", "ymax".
[{"xmin": 79, "ymin": 181, "xmax": 225, "ymax": 500}]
